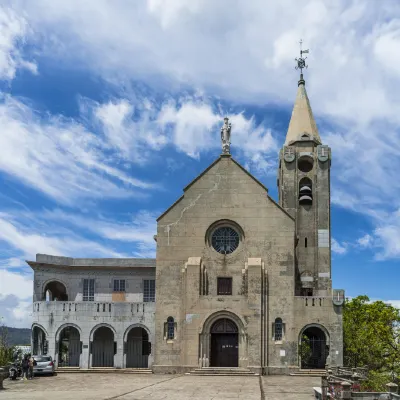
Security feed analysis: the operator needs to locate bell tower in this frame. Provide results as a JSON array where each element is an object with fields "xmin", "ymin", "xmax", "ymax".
[{"xmin": 277, "ymin": 43, "xmax": 332, "ymax": 296}]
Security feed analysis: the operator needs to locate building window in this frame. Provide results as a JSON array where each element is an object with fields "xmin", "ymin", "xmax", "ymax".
[
  {"xmin": 301, "ymin": 288, "xmax": 313, "ymax": 297},
  {"xmin": 167, "ymin": 317, "xmax": 175, "ymax": 340},
  {"xmin": 211, "ymin": 227, "xmax": 240, "ymax": 254},
  {"xmin": 113, "ymin": 279, "xmax": 126, "ymax": 292},
  {"xmin": 217, "ymin": 277, "xmax": 232, "ymax": 295},
  {"xmin": 83, "ymin": 279, "xmax": 95, "ymax": 301},
  {"xmin": 299, "ymin": 178, "xmax": 313, "ymax": 205},
  {"xmin": 305, "ymin": 237, "xmax": 308, "ymax": 248},
  {"xmin": 274, "ymin": 318, "xmax": 283, "ymax": 341},
  {"xmin": 143, "ymin": 279, "xmax": 155, "ymax": 302}
]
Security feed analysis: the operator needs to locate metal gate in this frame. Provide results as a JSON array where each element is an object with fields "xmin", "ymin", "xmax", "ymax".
[
  {"xmin": 126, "ymin": 327, "xmax": 149, "ymax": 368},
  {"xmin": 59, "ymin": 327, "xmax": 81, "ymax": 367},
  {"xmin": 301, "ymin": 336, "xmax": 327, "ymax": 369},
  {"xmin": 92, "ymin": 327, "xmax": 114, "ymax": 367}
]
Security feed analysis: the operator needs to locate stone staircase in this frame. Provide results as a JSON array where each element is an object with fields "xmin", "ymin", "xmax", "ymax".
[
  {"xmin": 186, "ymin": 367, "xmax": 259, "ymax": 376},
  {"xmin": 289, "ymin": 369, "xmax": 326, "ymax": 377},
  {"xmin": 56, "ymin": 367, "xmax": 153, "ymax": 374}
]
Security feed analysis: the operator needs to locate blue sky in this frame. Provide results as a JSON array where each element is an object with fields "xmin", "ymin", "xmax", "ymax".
[{"xmin": 1, "ymin": 0, "xmax": 400, "ymax": 327}]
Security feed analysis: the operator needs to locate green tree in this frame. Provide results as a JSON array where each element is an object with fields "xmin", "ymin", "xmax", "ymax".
[
  {"xmin": 299, "ymin": 334, "xmax": 312, "ymax": 367},
  {"xmin": 343, "ymin": 296, "xmax": 400, "ymax": 386},
  {"xmin": 0, "ymin": 321, "xmax": 15, "ymax": 366}
]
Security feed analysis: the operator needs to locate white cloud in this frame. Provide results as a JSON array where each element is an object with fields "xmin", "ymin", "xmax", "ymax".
[
  {"xmin": 0, "ymin": 257, "xmax": 26, "ymax": 269},
  {"xmin": 158, "ymin": 101, "xmax": 220, "ymax": 158},
  {"xmin": 373, "ymin": 224, "xmax": 400, "ymax": 261},
  {"xmin": 0, "ymin": 94, "xmax": 156, "ymax": 205},
  {"xmin": 386, "ymin": 300, "xmax": 400, "ymax": 309},
  {"xmin": 94, "ymin": 99, "xmax": 168, "ymax": 163},
  {"xmin": 0, "ymin": 212, "xmax": 127, "ymax": 260},
  {"xmin": 0, "ymin": 6, "xmax": 37, "ymax": 80},
  {"xmin": 42, "ymin": 208, "xmax": 157, "ymax": 257},
  {"xmin": 90, "ymin": 96, "xmax": 278, "ymax": 171},
  {"xmin": 156, "ymin": 100, "xmax": 278, "ymax": 170},
  {"xmin": 331, "ymin": 238, "xmax": 347, "ymax": 255},
  {"xmin": 0, "ymin": 270, "xmax": 33, "ymax": 328},
  {"xmin": 0, "ymin": 269, "xmax": 32, "ymax": 299},
  {"xmin": 13, "ymin": 0, "xmax": 400, "ymax": 123},
  {"xmin": 357, "ymin": 234, "xmax": 373, "ymax": 248},
  {"xmin": 0, "ymin": 294, "xmax": 32, "ymax": 328}
]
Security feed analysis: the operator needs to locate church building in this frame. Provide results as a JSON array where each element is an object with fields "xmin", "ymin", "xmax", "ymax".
[{"xmin": 28, "ymin": 70, "xmax": 344, "ymax": 375}]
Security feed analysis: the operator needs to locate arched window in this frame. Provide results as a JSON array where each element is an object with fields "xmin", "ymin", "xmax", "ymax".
[
  {"xmin": 299, "ymin": 178, "xmax": 313, "ymax": 205},
  {"xmin": 274, "ymin": 318, "xmax": 284, "ymax": 341},
  {"xmin": 167, "ymin": 317, "xmax": 175, "ymax": 340},
  {"xmin": 43, "ymin": 281, "xmax": 68, "ymax": 301}
]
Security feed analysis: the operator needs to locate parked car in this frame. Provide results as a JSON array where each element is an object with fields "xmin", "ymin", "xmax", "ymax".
[{"xmin": 32, "ymin": 355, "xmax": 55, "ymax": 376}]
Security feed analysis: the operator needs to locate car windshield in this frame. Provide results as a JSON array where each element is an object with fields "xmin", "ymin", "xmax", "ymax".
[{"xmin": 34, "ymin": 356, "xmax": 51, "ymax": 362}]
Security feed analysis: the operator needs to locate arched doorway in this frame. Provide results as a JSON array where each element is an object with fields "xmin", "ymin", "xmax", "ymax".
[
  {"xmin": 300, "ymin": 326, "xmax": 328, "ymax": 369},
  {"xmin": 210, "ymin": 318, "xmax": 238, "ymax": 367},
  {"xmin": 58, "ymin": 326, "xmax": 81, "ymax": 367},
  {"xmin": 32, "ymin": 325, "xmax": 47, "ymax": 355},
  {"xmin": 92, "ymin": 327, "xmax": 115, "ymax": 367},
  {"xmin": 43, "ymin": 281, "xmax": 68, "ymax": 301},
  {"xmin": 126, "ymin": 327, "xmax": 150, "ymax": 368}
]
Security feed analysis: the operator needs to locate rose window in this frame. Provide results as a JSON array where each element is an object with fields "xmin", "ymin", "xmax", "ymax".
[{"xmin": 211, "ymin": 227, "xmax": 240, "ymax": 254}]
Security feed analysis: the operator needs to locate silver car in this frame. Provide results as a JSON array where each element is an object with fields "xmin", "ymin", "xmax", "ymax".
[{"xmin": 32, "ymin": 355, "xmax": 55, "ymax": 376}]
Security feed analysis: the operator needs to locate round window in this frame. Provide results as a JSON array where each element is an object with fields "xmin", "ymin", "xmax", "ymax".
[
  {"xmin": 298, "ymin": 156, "xmax": 314, "ymax": 172},
  {"xmin": 211, "ymin": 227, "xmax": 240, "ymax": 254}
]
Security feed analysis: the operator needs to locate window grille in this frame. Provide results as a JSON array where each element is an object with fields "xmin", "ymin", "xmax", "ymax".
[
  {"xmin": 274, "ymin": 318, "xmax": 283, "ymax": 341},
  {"xmin": 83, "ymin": 279, "xmax": 95, "ymax": 301},
  {"xmin": 143, "ymin": 279, "xmax": 155, "ymax": 302},
  {"xmin": 211, "ymin": 227, "xmax": 239, "ymax": 254},
  {"xmin": 113, "ymin": 279, "xmax": 126, "ymax": 292},
  {"xmin": 217, "ymin": 277, "xmax": 232, "ymax": 295},
  {"xmin": 167, "ymin": 317, "xmax": 175, "ymax": 340}
]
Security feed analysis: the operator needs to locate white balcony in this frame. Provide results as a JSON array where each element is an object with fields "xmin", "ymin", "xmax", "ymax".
[{"xmin": 32, "ymin": 301, "xmax": 155, "ymax": 322}]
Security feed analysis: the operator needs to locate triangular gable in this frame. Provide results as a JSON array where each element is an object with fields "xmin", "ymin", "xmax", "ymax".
[
  {"xmin": 157, "ymin": 155, "xmax": 294, "ymax": 222},
  {"xmin": 184, "ymin": 155, "xmax": 269, "ymax": 193}
]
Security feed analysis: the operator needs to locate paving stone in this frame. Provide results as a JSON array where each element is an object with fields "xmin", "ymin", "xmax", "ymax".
[{"xmin": 0, "ymin": 373, "xmax": 319, "ymax": 400}]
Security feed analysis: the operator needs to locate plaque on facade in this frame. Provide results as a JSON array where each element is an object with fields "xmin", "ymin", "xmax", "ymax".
[
  {"xmin": 317, "ymin": 145, "xmax": 329, "ymax": 162},
  {"xmin": 332, "ymin": 289, "xmax": 345, "ymax": 306},
  {"xmin": 283, "ymin": 146, "xmax": 295, "ymax": 162}
]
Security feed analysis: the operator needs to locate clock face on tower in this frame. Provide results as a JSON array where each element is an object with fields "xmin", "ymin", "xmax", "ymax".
[{"xmin": 211, "ymin": 227, "xmax": 239, "ymax": 254}]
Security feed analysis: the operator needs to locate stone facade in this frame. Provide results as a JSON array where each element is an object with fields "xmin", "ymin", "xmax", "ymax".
[
  {"xmin": 152, "ymin": 77, "xmax": 343, "ymax": 374},
  {"xmin": 28, "ymin": 76, "xmax": 343, "ymax": 374}
]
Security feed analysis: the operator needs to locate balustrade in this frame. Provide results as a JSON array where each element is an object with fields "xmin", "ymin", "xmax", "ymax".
[{"xmin": 32, "ymin": 301, "xmax": 153, "ymax": 316}]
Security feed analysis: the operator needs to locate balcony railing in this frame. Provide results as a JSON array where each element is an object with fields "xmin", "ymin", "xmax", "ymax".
[
  {"xmin": 294, "ymin": 296, "xmax": 331, "ymax": 307},
  {"xmin": 32, "ymin": 301, "xmax": 155, "ymax": 316}
]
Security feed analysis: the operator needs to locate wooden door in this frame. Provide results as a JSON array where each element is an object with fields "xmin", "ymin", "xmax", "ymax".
[{"xmin": 211, "ymin": 334, "xmax": 238, "ymax": 367}]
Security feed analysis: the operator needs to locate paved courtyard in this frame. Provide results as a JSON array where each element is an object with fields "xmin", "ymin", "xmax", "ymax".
[{"xmin": 1, "ymin": 373, "xmax": 320, "ymax": 400}]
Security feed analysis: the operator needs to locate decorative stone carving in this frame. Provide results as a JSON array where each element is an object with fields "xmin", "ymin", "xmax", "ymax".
[
  {"xmin": 283, "ymin": 146, "xmax": 295, "ymax": 162},
  {"xmin": 317, "ymin": 145, "xmax": 329, "ymax": 162},
  {"xmin": 221, "ymin": 117, "xmax": 231, "ymax": 154},
  {"xmin": 332, "ymin": 289, "xmax": 345, "ymax": 306}
]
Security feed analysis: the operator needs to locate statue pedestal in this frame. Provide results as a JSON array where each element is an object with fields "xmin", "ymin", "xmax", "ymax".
[{"xmin": 0, "ymin": 368, "xmax": 8, "ymax": 389}]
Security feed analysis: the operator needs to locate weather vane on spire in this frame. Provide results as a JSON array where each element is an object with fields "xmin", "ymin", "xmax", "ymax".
[{"xmin": 295, "ymin": 39, "xmax": 309, "ymax": 75}]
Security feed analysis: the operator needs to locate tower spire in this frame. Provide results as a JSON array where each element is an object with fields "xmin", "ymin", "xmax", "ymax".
[{"xmin": 285, "ymin": 41, "xmax": 321, "ymax": 145}]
